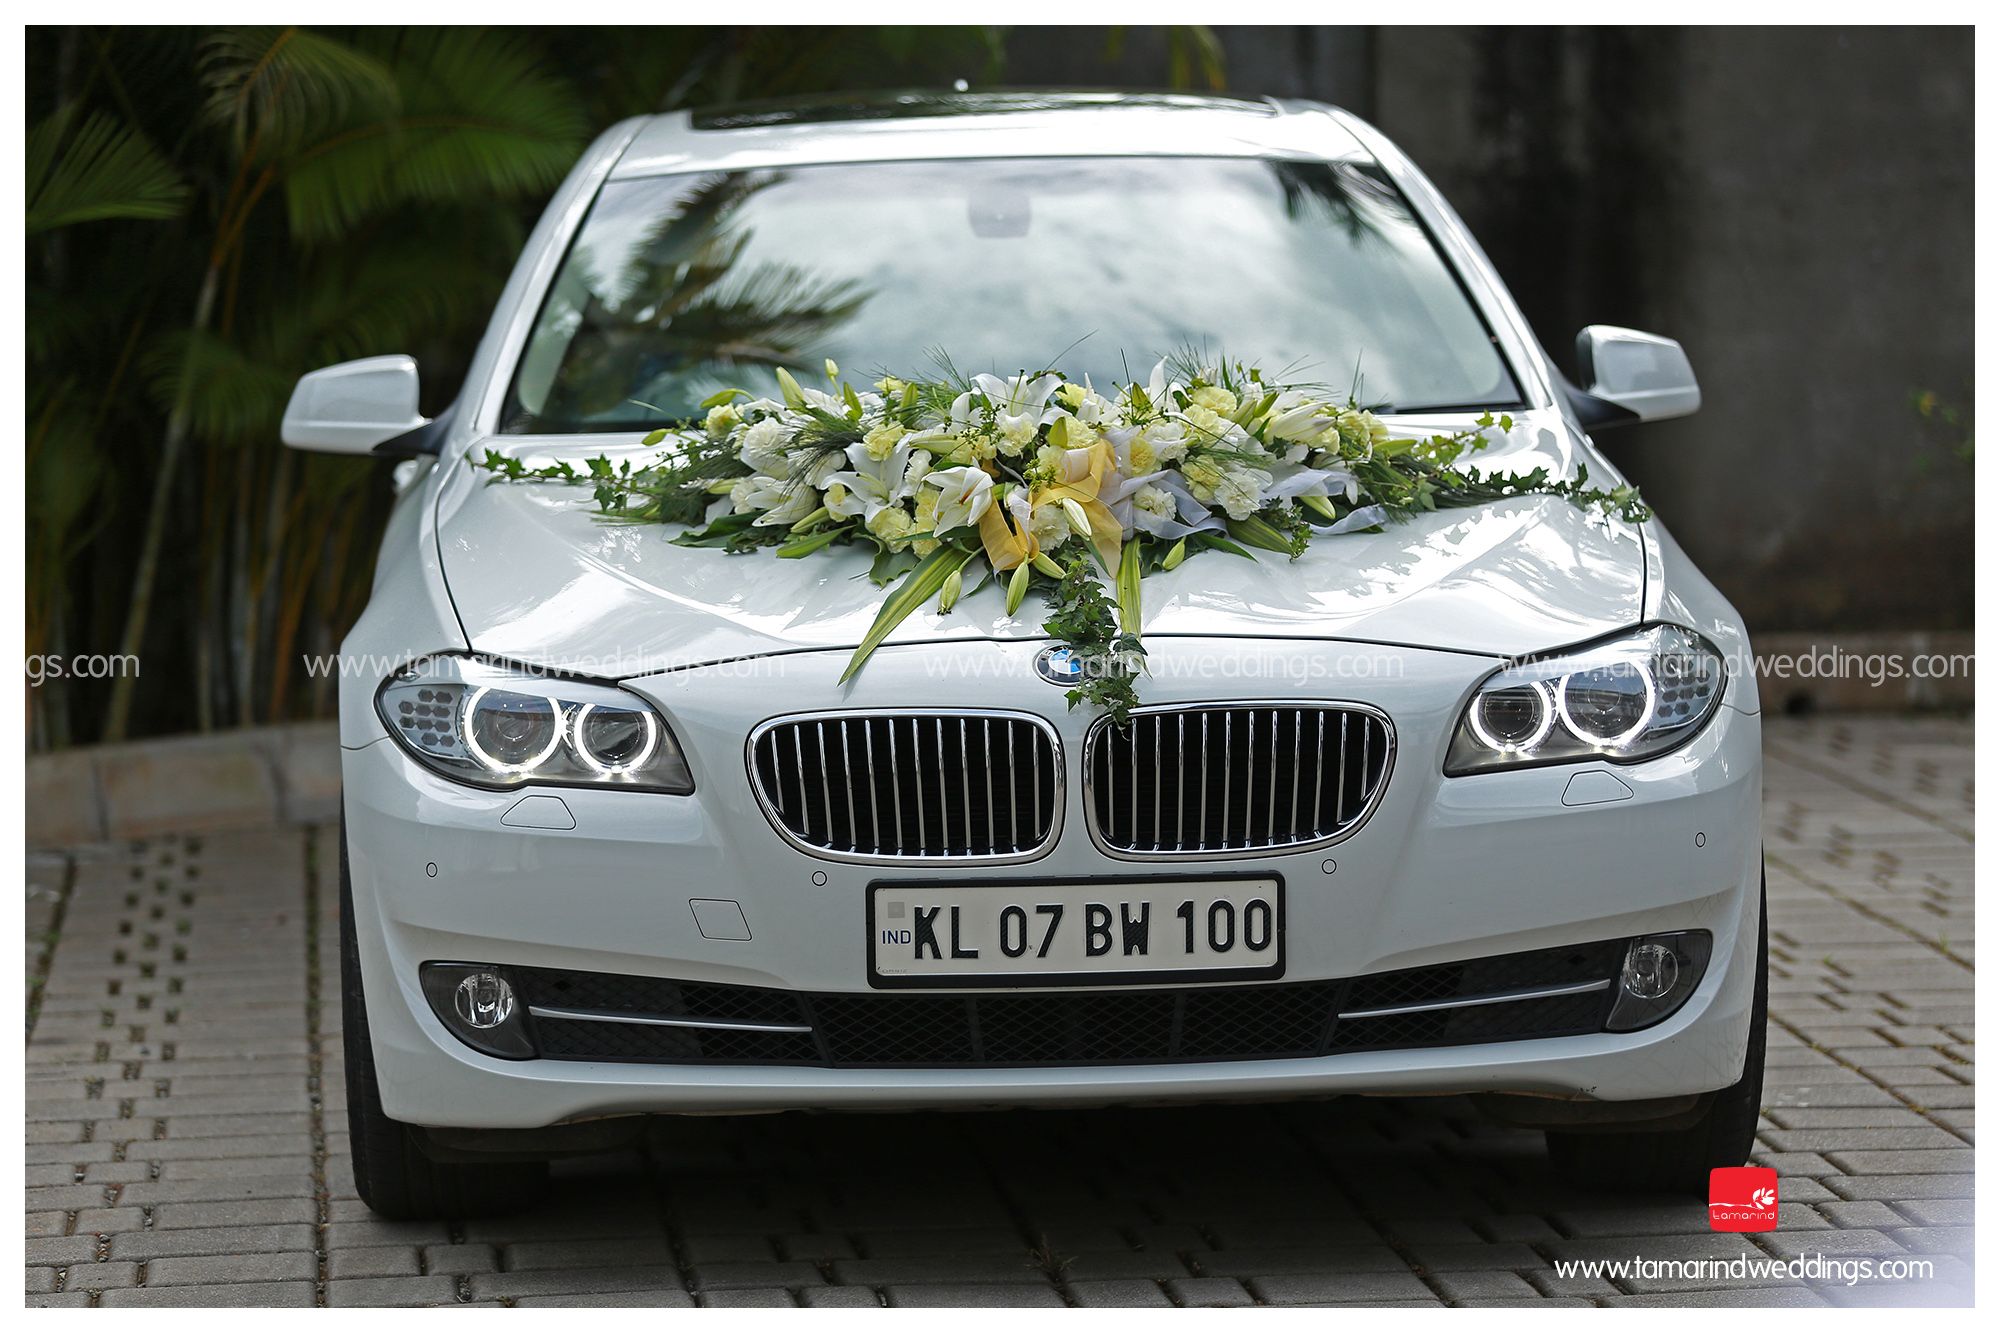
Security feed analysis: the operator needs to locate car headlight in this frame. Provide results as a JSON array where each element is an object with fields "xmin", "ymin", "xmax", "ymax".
[
  {"xmin": 1446, "ymin": 625, "xmax": 1726, "ymax": 776},
  {"xmin": 376, "ymin": 655, "xmax": 694, "ymax": 793}
]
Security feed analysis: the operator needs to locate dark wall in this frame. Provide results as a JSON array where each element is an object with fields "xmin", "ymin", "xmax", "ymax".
[
  {"xmin": 1204, "ymin": 26, "xmax": 1975, "ymax": 634},
  {"xmin": 1368, "ymin": 28, "xmax": 1976, "ymax": 632}
]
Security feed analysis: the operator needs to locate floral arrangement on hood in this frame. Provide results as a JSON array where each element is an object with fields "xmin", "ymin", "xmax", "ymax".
[{"xmin": 477, "ymin": 355, "xmax": 1647, "ymax": 722}]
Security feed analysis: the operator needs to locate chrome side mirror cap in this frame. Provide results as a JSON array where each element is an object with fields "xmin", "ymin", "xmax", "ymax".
[
  {"xmin": 281, "ymin": 355, "xmax": 431, "ymax": 454},
  {"xmin": 1574, "ymin": 326, "xmax": 1701, "ymax": 425}
]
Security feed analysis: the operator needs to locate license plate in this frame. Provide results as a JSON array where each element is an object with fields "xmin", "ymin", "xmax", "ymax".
[{"xmin": 868, "ymin": 877, "xmax": 1284, "ymax": 988}]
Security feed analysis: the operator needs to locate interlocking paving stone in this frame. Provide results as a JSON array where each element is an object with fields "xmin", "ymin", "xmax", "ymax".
[
  {"xmin": 325, "ymin": 1276, "xmax": 463, "ymax": 1307},
  {"xmin": 1894, "ymin": 1198, "xmax": 1975, "ymax": 1226},
  {"xmin": 144, "ymin": 1251, "xmax": 318, "ymax": 1287},
  {"xmin": 1062, "ymin": 1250, "xmax": 1189, "ymax": 1281},
  {"xmin": 21, "ymin": 716, "xmax": 1973, "ymax": 1306},
  {"xmin": 466, "ymin": 1266, "xmax": 686, "ymax": 1301},
  {"xmin": 884, "ymin": 1282, "xmax": 1066, "ymax": 1307},
  {"xmin": 774, "ymin": 1232, "xmax": 856, "ymax": 1261},
  {"xmin": 1431, "ymin": 1271, "xmax": 1543, "ymax": 1301},
  {"xmin": 1247, "ymin": 1270, "xmax": 1439, "ymax": 1304},
  {"xmin": 1405, "ymin": 1242, "xmax": 1546, "ymax": 1271},
  {"xmin": 1824, "ymin": 1174, "xmax": 1977, "ymax": 1201},
  {"xmin": 1813, "ymin": 1200, "xmax": 1908, "ymax": 1230},
  {"xmin": 697, "ymin": 1287, "xmax": 799, "ymax": 1307},
  {"xmin": 1602, "ymin": 1287, "xmax": 1829, "ymax": 1307},
  {"xmin": 421, "ymin": 1243, "xmax": 500, "ymax": 1274},
  {"xmin": 324, "ymin": 1246, "xmax": 421, "ymax": 1280},
  {"xmin": 830, "ymin": 1254, "xmax": 1052, "ymax": 1286},
  {"xmin": 501, "ymin": 1237, "xmax": 675, "ymax": 1271},
  {"xmin": 1069, "ymin": 1278, "xmax": 1175, "ymax": 1307},
  {"xmin": 1752, "ymin": 1228, "xmax": 1909, "ymax": 1261},
  {"xmin": 689, "ymin": 1261, "xmax": 828, "ymax": 1290},
  {"xmin": 99, "ymin": 1281, "xmax": 317, "ymax": 1307},
  {"xmin": 1164, "ymin": 1276, "xmax": 1256, "ymax": 1306},
  {"xmin": 1888, "ymin": 1226, "xmax": 1977, "ymax": 1256},
  {"xmin": 797, "ymin": 1287, "xmax": 886, "ymax": 1307},
  {"xmin": 682, "ymin": 1234, "xmax": 777, "ymax": 1263},
  {"xmin": 1195, "ymin": 1244, "xmax": 1410, "ymax": 1277},
  {"xmin": 108, "ymin": 1223, "xmax": 317, "ymax": 1262},
  {"xmin": 512, "ymin": 1289, "xmax": 698, "ymax": 1307},
  {"xmin": 1824, "ymin": 1149, "xmax": 1976, "ymax": 1174},
  {"xmin": 42, "ymin": 1262, "xmax": 141, "ymax": 1291}
]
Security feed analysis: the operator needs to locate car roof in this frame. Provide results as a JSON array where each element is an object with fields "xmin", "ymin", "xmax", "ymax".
[{"xmin": 610, "ymin": 90, "xmax": 1371, "ymax": 180}]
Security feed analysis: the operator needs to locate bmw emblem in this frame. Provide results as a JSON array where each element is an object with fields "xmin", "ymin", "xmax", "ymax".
[{"xmin": 1034, "ymin": 644, "xmax": 1086, "ymax": 688}]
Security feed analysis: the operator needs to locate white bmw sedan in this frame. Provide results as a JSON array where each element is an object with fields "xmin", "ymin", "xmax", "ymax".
[{"xmin": 283, "ymin": 93, "xmax": 1764, "ymax": 1220}]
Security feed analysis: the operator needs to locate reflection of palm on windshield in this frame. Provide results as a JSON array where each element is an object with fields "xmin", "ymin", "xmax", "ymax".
[
  {"xmin": 538, "ymin": 172, "xmax": 869, "ymax": 425},
  {"xmin": 506, "ymin": 157, "xmax": 1522, "ymax": 434}
]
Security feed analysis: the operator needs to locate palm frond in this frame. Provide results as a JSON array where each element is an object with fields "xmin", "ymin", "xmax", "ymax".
[
  {"xmin": 1164, "ymin": 26, "xmax": 1228, "ymax": 91},
  {"xmin": 25, "ymin": 271, "xmax": 153, "ymax": 365},
  {"xmin": 27, "ymin": 379, "xmax": 114, "ymax": 561},
  {"xmin": 26, "ymin": 105, "xmax": 188, "ymax": 235},
  {"xmin": 142, "ymin": 331, "xmax": 298, "ymax": 443},
  {"xmin": 290, "ymin": 242, "xmax": 506, "ymax": 365},
  {"xmin": 199, "ymin": 26, "xmax": 400, "ymax": 160},
  {"xmin": 281, "ymin": 28, "xmax": 586, "ymax": 240}
]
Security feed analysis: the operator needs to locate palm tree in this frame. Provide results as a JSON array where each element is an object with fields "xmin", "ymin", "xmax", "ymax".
[
  {"xmin": 98, "ymin": 27, "xmax": 587, "ymax": 739},
  {"xmin": 26, "ymin": 95, "xmax": 189, "ymax": 748},
  {"xmin": 27, "ymin": 25, "xmax": 1226, "ymax": 747}
]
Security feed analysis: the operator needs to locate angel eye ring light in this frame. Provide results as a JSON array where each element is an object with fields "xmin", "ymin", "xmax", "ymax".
[
  {"xmin": 461, "ymin": 686, "xmax": 566, "ymax": 774},
  {"xmin": 1554, "ymin": 666, "xmax": 1658, "ymax": 751},
  {"xmin": 570, "ymin": 704, "xmax": 661, "ymax": 777}
]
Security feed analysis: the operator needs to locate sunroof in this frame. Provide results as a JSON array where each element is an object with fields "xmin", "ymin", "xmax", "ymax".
[{"xmin": 690, "ymin": 88, "xmax": 1274, "ymax": 131}]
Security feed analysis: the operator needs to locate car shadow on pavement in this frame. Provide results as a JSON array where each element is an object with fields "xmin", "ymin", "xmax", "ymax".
[{"xmin": 438, "ymin": 1095, "xmax": 1942, "ymax": 1307}]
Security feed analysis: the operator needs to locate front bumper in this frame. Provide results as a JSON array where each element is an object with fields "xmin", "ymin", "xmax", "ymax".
[{"xmin": 341, "ymin": 636, "xmax": 1763, "ymax": 1129}]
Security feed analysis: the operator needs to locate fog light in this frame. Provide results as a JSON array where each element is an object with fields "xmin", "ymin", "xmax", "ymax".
[
  {"xmin": 1606, "ymin": 931, "xmax": 1711, "ymax": 1032},
  {"xmin": 453, "ymin": 971, "xmax": 516, "ymax": 1029},
  {"xmin": 1621, "ymin": 942, "xmax": 1679, "ymax": 1000},
  {"xmin": 419, "ymin": 962, "xmax": 536, "ymax": 1059}
]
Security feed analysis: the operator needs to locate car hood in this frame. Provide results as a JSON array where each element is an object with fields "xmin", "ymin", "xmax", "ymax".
[{"xmin": 434, "ymin": 418, "xmax": 1645, "ymax": 677}]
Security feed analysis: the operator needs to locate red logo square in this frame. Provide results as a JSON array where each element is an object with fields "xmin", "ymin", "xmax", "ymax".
[{"xmin": 1709, "ymin": 1166, "xmax": 1779, "ymax": 1231}]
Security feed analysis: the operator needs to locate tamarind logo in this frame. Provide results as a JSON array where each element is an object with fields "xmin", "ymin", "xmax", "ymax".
[{"xmin": 1709, "ymin": 1167, "xmax": 1779, "ymax": 1231}]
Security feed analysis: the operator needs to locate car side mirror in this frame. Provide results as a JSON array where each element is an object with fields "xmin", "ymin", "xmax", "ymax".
[
  {"xmin": 1566, "ymin": 326, "xmax": 1701, "ymax": 430},
  {"xmin": 281, "ymin": 355, "xmax": 436, "ymax": 456}
]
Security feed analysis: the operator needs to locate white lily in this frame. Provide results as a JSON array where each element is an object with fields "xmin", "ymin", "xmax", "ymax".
[
  {"xmin": 1140, "ymin": 358, "xmax": 1184, "ymax": 417},
  {"xmin": 973, "ymin": 371, "xmax": 1064, "ymax": 449},
  {"xmin": 1064, "ymin": 377, "xmax": 1116, "ymax": 428},
  {"xmin": 1103, "ymin": 416, "xmax": 1189, "ymax": 473},
  {"xmin": 1265, "ymin": 389, "xmax": 1337, "ymax": 444},
  {"xmin": 1265, "ymin": 461, "xmax": 1362, "ymax": 506},
  {"xmin": 799, "ymin": 384, "xmax": 852, "ymax": 419},
  {"xmin": 821, "ymin": 438, "xmax": 921, "ymax": 522},
  {"xmin": 742, "ymin": 475, "xmax": 821, "ymax": 527},
  {"xmin": 922, "ymin": 465, "xmax": 995, "ymax": 535}
]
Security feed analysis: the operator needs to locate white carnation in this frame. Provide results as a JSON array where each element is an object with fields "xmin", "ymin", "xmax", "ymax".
[
  {"xmin": 1146, "ymin": 420, "xmax": 1189, "ymax": 464},
  {"xmin": 1132, "ymin": 485, "xmax": 1176, "ymax": 522},
  {"xmin": 1215, "ymin": 464, "xmax": 1273, "ymax": 522},
  {"xmin": 739, "ymin": 417, "xmax": 791, "ymax": 475},
  {"xmin": 1029, "ymin": 503, "xmax": 1072, "ymax": 550}
]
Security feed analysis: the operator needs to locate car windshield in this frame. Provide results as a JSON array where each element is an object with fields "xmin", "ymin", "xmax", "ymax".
[{"xmin": 503, "ymin": 155, "xmax": 1523, "ymax": 433}]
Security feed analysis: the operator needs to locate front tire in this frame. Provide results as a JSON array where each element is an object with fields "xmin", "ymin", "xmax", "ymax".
[
  {"xmin": 1546, "ymin": 880, "xmax": 1768, "ymax": 1196},
  {"xmin": 339, "ymin": 816, "xmax": 548, "ymax": 1220}
]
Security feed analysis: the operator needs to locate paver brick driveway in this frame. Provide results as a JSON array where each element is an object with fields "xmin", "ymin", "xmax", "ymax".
[{"xmin": 25, "ymin": 715, "xmax": 1974, "ymax": 1307}]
